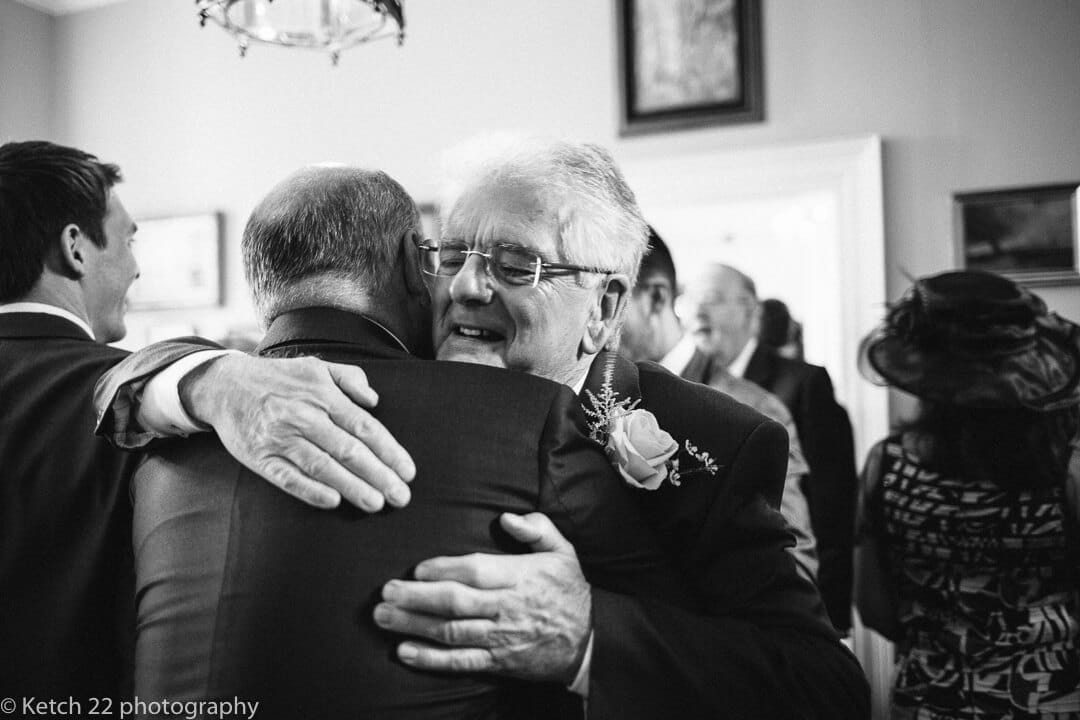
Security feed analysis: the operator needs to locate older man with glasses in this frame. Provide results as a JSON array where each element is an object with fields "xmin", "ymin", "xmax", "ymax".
[{"xmin": 97, "ymin": 138, "xmax": 868, "ymax": 719}]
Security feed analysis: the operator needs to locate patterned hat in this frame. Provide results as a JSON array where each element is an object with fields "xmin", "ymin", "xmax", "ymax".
[{"xmin": 858, "ymin": 270, "xmax": 1080, "ymax": 410}]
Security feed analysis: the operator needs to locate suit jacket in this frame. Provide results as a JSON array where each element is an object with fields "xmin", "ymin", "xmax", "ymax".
[
  {"xmin": 583, "ymin": 353, "xmax": 868, "ymax": 720},
  {"xmin": 683, "ymin": 345, "xmax": 858, "ymax": 632},
  {"xmin": 0, "ymin": 312, "xmax": 138, "ymax": 699},
  {"xmin": 107, "ymin": 308, "xmax": 691, "ymax": 720},
  {"xmin": 700, "ymin": 367, "xmax": 819, "ymax": 582}
]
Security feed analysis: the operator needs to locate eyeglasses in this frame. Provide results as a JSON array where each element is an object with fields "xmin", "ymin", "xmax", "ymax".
[{"xmin": 416, "ymin": 240, "xmax": 614, "ymax": 288}]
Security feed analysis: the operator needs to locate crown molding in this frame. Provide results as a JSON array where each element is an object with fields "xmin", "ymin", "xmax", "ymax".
[{"xmin": 13, "ymin": 0, "xmax": 128, "ymax": 16}]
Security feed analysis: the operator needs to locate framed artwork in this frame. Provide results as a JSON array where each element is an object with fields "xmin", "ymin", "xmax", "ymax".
[
  {"xmin": 128, "ymin": 213, "xmax": 225, "ymax": 310},
  {"xmin": 954, "ymin": 183, "xmax": 1080, "ymax": 286},
  {"xmin": 617, "ymin": 0, "xmax": 763, "ymax": 136}
]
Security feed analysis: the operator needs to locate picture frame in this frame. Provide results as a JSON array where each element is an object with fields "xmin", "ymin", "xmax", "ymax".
[
  {"xmin": 617, "ymin": 0, "xmax": 764, "ymax": 136},
  {"xmin": 953, "ymin": 183, "xmax": 1080, "ymax": 286},
  {"xmin": 128, "ymin": 212, "xmax": 225, "ymax": 310}
]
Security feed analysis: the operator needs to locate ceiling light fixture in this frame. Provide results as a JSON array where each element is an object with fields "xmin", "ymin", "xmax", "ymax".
[{"xmin": 195, "ymin": 0, "xmax": 405, "ymax": 65}]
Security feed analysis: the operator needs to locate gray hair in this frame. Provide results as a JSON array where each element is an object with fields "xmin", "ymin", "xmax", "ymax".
[
  {"xmin": 440, "ymin": 136, "xmax": 649, "ymax": 285},
  {"xmin": 243, "ymin": 165, "xmax": 420, "ymax": 323}
]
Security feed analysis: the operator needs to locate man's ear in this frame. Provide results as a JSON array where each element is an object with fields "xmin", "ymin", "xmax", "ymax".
[
  {"xmin": 57, "ymin": 224, "xmax": 89, "ymax": 279},
  {"xmin": 399, "ymin": 229, "xmax": 428, "ymax": 300},
  {"xmin": 582, "ymin": 273, "xmax": 631, "ymax": 355}
]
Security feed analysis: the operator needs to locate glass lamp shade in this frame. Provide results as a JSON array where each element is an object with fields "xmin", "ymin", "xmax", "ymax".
[{"xmin": 197, "ymin": 0, "xmax": 405, "ymax": 63}]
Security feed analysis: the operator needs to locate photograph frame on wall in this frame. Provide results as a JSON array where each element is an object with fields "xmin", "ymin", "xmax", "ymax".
[
  {"xmin": 953, "ymin": 183, "xmax": 1080, "ymax": 286},
  {"xmin": 127, "ymin": 212, "xmax": 225, "ymax": 310},
  {"xmin": 617, "ymin": 0, "xmax": 764, "ymax": 136}
]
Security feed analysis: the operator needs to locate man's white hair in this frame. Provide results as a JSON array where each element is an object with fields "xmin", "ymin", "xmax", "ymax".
[{"xmin": 439, "ymin": 134, "xmax": 649, "ymax": 285}]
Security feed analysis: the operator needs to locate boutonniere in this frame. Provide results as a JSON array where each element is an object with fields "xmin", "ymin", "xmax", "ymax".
[{"xmin": 583, "ymin": 356, "xmax": 718, "ymax": 490}]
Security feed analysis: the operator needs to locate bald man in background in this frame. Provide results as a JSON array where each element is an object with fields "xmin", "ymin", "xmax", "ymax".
[
  {"xmin": 619, "ymin": 229, "xmax": 819, "ymax": 582},
  {"xmin": 678, "ymin": 262, "xmax": 858, "ymax": 634}
]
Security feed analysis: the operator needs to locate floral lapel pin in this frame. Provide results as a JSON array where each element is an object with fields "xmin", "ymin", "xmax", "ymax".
[{"xmin": 583, "ymin": 355, "xmax": 718, "ymax": 490}]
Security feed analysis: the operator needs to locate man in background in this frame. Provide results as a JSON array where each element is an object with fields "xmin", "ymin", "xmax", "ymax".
[
  {"xmin": 0, "ymin": 140, "xmax": 140, "ymax": 697},
  {"xmin": 679, "ymin": 262, "xmax": 859, "ymax": 634},
  {"xmin": 619, "ymin": 228, "xmax": 819, "ymax": 581}
]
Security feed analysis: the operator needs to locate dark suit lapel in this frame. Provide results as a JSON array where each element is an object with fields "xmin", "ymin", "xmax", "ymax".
[
  {"xmin": 678, "ymin": 348, "xmax": 713, "ymax": 384},
  {"xmin": 582, "ymin": 351, "xmax": 643, "ymax": 407},
  {"xmin": 743, "ymin": 344, "xmax": 776, "ymax": 388}
]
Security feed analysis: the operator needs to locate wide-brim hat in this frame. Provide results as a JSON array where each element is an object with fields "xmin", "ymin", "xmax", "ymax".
[{"xmin": 858, "ymin": 270, "xmax": 1080, "ymax": 411}]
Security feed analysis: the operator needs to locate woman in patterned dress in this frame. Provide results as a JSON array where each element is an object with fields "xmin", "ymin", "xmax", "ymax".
[{"xmin": 854, "ymin": 270, "xmax": 1080, "ymax": 720}]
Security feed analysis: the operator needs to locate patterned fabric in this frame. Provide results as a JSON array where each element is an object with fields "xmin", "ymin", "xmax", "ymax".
[{"xmin": 868, "ymin": 438, "xmax": 1080, "ymax": 720}]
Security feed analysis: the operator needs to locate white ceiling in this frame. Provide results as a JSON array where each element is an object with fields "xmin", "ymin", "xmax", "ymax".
[{"xmin": 14, "ymin": 0, "xmax": 128, "ymax": 15}]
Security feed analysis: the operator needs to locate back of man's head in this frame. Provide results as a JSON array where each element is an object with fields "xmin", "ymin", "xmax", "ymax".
[
  {"xmin": 243, "ymin": 165, "xmax": 421, "ymax": 325},
  {"xmin": 0, "ymin": 140, "xmax": 121, "ymax": 303}
]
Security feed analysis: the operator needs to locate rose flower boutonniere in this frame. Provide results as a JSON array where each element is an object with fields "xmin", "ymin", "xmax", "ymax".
[
  {"xmin": 583, "ymin": 360, "xmax": 718, "ymax": 491},
  {"xmin": 607, "ymin": 408, "xmax": 678, "ymax": 490}
]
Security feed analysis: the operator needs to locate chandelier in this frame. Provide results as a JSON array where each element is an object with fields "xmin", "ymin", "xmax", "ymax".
[{"xmin": 195, "ymin": 0, "xmax": 405, "ymax": 65}]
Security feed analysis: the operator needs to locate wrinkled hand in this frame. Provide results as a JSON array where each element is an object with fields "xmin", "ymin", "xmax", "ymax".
[
  {"xmin": 374, "ymin": 512, "xmax": 591, "ymax": 683},
  {"xmin": 182, "ymin": 353, "xmax": 415, "ymax": 511}
]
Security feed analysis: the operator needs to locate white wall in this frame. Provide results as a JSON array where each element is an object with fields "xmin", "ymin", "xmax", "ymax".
[
  {"xmin": 0, "ymin": 0, "xmax": 53, "ymax": 140},
  {"xmin": 38, "ymin": 0, "xmax": 1080, "ymax": 329}
]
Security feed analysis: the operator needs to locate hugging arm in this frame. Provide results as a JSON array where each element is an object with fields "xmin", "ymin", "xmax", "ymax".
[
  {"xmin": 93, "ymin": 339, "xmax": 415, "ymax": 510},
  {"xmin": 375, "ymin": 386, "xmax": 693, "ymax": 685},
  {"xmin": 376, "ymin": 409, "xmax": 868, "ymax": 718}
]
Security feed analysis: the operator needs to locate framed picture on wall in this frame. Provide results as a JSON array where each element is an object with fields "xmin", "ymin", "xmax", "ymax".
[
  {"xmin": 128, "ymin": 213, "xmax": 224, "ymax": 310},
  {"xmin": 954, "ymin": 183, "xmax": 1080, "ymax": 286},
  {"xmin": 617, "ymin": 0, "xmax": 764, "ymax": 136}
]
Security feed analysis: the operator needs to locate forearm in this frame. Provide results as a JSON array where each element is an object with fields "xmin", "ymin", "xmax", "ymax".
[{"xmin": 94, "ymin": 338, "xmax": 227, "ymax": 448}]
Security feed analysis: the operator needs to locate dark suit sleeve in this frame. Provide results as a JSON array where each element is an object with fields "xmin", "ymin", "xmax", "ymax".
[
  {"xmin": 534, "ymin": 386, "xmax": 693, "ymax": 606},
  {"xmin": 587, "ymin": 419, "xmax": 869, "ymax": 720},
  {"xmin": 93, "ymin": 337, "xmax": 227, "ymax": 449},
  {"xmin": 796, "ymin": 367, "xmax": 858, "ymax": 632}
]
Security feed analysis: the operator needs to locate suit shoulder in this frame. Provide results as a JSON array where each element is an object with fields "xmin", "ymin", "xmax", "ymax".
[
  {"xmin": 364, "ymin": 358, "xmax": 567, "ymax": 396},
  {"xmin": 636, "ymin": 361, "xmax": 778, "ymax": 438},
  {"xmin": 357, "ymin": 358, "xmax": 577, "ymax": 426},
  {"xmin": 776, "ymin": 354, "xmax": 832, "ymax": 385}
]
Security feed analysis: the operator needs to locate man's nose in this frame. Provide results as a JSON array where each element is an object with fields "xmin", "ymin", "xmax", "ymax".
[{"xmin": 448, "ymin": 253, "xmax": 493, "ymax": 303}]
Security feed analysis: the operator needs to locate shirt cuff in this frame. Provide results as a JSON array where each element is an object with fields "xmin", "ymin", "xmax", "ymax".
[
  {"xmin": 138, "ymin": 349, "xmax": 236, "ymax": 436},
  {"xmin": 567, "ymin": 630, "xmax": 594, "ymax": 698}
]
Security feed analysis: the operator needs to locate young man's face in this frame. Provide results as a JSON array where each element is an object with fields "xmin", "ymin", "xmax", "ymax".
[
  {"xmin": 619, "ymin": 273, "xmax": 675, "ymax": 363},
  {"xmin": 82, "ymin": 189, "xmax": 139, "ymax": 343}
]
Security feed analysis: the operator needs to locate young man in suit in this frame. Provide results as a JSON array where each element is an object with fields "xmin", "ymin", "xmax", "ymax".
[
  {"xmin": 0, "ymin": 141, "xmax": 142, "ymax": 699},
  {"xmin": 679, "ymin": 262, "xmax": 860, "ymax": 634},
  {"xmin": 110, "ymin": 165, "xmax": 690, "ymax": 718},
  {"xmin": 101, "ymin": 139, "xmax": 869, "ymax": 718}
]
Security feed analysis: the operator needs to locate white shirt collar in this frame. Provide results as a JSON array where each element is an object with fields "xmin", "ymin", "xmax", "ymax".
[
  {"xmin": 0, "ymin": 302, "xmax": 95, "ymax": 340},
  {"xmin": 570, "ymin": 372, "xmax": 587, "ymax": 395},
  {"xmin": 659, "ymin": 333, "xmax": 698, "ymax": 376},
  {"xmin": 727, "ymin": 337, "xmax": 758, "ymax": 378}
]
